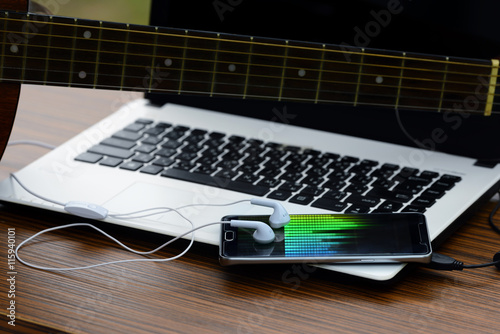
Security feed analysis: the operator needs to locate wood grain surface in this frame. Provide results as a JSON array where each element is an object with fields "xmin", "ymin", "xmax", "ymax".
[{"xmin": 0, "ymin": 85, "xmax": 499, "ymax": 334}]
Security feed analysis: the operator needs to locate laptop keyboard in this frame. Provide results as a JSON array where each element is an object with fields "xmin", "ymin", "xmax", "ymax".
[{"xmin": 75, "ymin": 118, "xmax": 462, "ymax": 214}]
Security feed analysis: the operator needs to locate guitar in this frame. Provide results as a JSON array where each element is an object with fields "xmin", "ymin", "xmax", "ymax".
[{"xmin": 1, "ymin": 0, "xmax": 499, "ymax": 161}]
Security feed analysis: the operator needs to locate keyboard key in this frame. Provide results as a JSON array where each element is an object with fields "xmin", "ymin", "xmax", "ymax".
[
  {"xmin": 156, "ymin": 148, "xmax": 177, "ymax": 157},
  {"xmin": 142, "ymin": 136, "xmax": 162, "ymax": 145},
  {"xmin": 132, "ymin": 154, "xmax": 154, "ymax": 163},
  {"xmin": 346, "ymin": 194, "xmax": 380, "ymax": 207},
  {"xmin": 101, "ymin": 138, "xmax": 136, "ymax": 149},
  {"xmin": 411, "ymin": 197, "xmax": 436, "ymax": 207},
  {"xmin": 311, "ymin": 198, "xmax": 348, "ymax": 212},
  {"xmin": 289, "ymin": 194, "xmax": 314, "ymax": 205},
  {"xmin": 422, "ymin": 188, "xmax": 445, "ymax": 199},
  {"xmin": 345, "ymin": 204, "xmax": 370, "ymax": 214},
  {"xmin": 112, "ymin": 130, "xmax": 143, "ymax": 141},
  {"xmin": 366, "ymin": 189, "xmax": 413, "ymax": 203},
  {"xmin": 420, "ymin": 170, "xmax": 440, "ymax": 179},
  {"xmin": 75, "ymin": 152, "xmax": 102, "ymax": 164},
  {"xmin": 441, "ymin": 174, "xmax": 462, "ymax": 182},
  {"xmin": 402, "ymin": 205, "xmax": 426, "ymax": 213},
  {"xmin": 377, "ymin": 201, "xmax": 403, "ymax": 212},
  {"xmin": 236, "ymin": 173, "xmax": 260, "ymax": 184},
  {"xmin": 144, "ymin": 127, "xmax": 166, "ymax": 136},
  {"xmin": 279, "ymin": 182, "xmax": 303, "ymax": 192},
  {"xmin": 152, "ymin": 157, "xmax": 175, "ymax": 167},
  {"xmin": 323, "ymin": 180, "xmax": 346, "ymax": 191},
  {"xmin": 267, "ymin": 190, "xmax": 292, "ymax": 201},
  {"xmin": 322, "ymin": 191, "xmax": 348, "ymax": 201},
  {"xmin": 120, "ymin": 161, "xmax": 143, "ymax": 171},
  {"xmin": 124, "ymin": 123, "xmax": 145, "ymax": 132},
  {"xmin": 341, "ymin": 156, "xmax": 359, "ymax": 163},
  {"xmin": 176, "ymin": 152, "xmax": 198, "ymax": 161},
  {"xmin": 161, "ymin": 169, "xmax": 270, "ymax": 196},
  {"xmin": 99, "ymin": 157, "xmax": 122, "ymax": 167},
  {"xmin": 162, "ymin": 140, "xmax": 183, "ymax": 149},
  {"xmin": 345, "ymin": 184, "xmax": 368, "ymax": 194},
  {"xmin": 88, "ymin": 145, "xmax": 135, "ymax": 159},
  {"xmin": 135, "ymin": 144, "xmax": 156, "ymax": 154},
  {"xmin": 140, "ymin": 165, "xmax": 163, "ymax": 175},
  {"xmin": 430, "ymin": 180, "xmax": 456, "ymax": 191},
  {"xmin": 300, "ymin": 186, "xmax": 324, "ymax": 196},
  {"xmin": 193, "ymin": 165, "xmax": 218, "ymax": 175},
  {"xmin": 135, "ymin": 118, "xmax": 154, "ymax": 125},
  {"xmin": 258, "ymin": 178, "xmax": 281, "ymax": 188}
]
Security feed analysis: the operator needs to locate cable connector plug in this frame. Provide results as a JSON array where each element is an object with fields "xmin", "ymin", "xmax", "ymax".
[{"xmin": 424, "ymin": 253, "xmax": 465, "ymax": 271}]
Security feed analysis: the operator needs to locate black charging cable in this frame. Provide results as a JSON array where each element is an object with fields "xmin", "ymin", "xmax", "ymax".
[{"xmin": 425, "ymin": 194, "xmax": 500, "ymax": 271}]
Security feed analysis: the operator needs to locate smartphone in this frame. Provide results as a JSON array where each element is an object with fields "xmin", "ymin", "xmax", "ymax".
[{"xmin": 219, "ymin": 213, "xmax": 432, "ymax": 265}]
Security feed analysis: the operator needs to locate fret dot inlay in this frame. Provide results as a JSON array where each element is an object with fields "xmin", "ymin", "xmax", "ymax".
[
  {"xmin": 228, "ymin": 64, "xmax": 236, "ymax": 72},
  {"xmin": 78, "ymin": 71, "xmax": 87, "ymax": 79},
  {"xmin": 9, "ymin": 45, "xmax": 18, "ymax": 54},
  {"xmin": 164, "ymin": 59, "xmax": 173, "ymax": 67},
  {"xmin": 83, "ymin": 30, "xmax": 91, "ymax": 39},
  {"xmin": 375, "ymin": 76, "xmax": 384, "ymax": 84},
  {"xmin": 298, "ymin": 69, "xmax": 306, "ymax": 77}
]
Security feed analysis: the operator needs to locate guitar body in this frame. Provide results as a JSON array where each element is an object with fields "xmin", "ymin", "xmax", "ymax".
[{"xmin": 0, "ymin": 0, "xmax": 27, "ymax": 160}]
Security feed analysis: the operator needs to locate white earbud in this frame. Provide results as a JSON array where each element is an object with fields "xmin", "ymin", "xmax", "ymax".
[
  {"xmin": 250, "ymin": 198, "xmax": 290, "ymax": 229},
  {"xmin": 230, "ymin": 220, "xmax": 275, "ymax": 244}
]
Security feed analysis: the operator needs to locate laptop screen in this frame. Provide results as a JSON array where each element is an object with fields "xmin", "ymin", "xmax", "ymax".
[{"xmin": 146, "ymin": 0, "xmax": 500, "ymax": 162}]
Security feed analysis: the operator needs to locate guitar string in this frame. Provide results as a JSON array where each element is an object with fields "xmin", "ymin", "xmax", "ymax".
[
  {"xmin": 0, "ymin": 13, "xmax": 494, "ymax": 71},
  {"xmin": 1, "ymin": 55, "xmax": 497, "ymax": 106},
  {"xmin": 0, "ymin": 72, "xmax": 497, "ymax": 115},
  {"xmin": 0, "ymin": 25, "xmax": 494, "ymax": 83},
  {"xmin": 1, "ymin": 59, "xmax": 499, "ymax": 113},
  {"xmin": 0, "ymin": 14, "xmax": 495, "ymax": 77},
  {"xmin": 1, "ymin": 75, "xmax": 493, "ymax": 115},
  {"xmin": 0, "ymin": 32, "xmax": 493, "ymax": 91},
  {"xmin": 1, "ymin": 42, "xmax": 497, "ymax": 102}
]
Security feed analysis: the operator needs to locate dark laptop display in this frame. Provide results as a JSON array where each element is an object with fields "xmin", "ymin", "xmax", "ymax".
[{"xmin": 147, "ymin": 0, "xmax": 500, "ymax": 163}]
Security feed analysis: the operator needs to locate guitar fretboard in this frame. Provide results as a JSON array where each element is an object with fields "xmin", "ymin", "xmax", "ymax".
[{"xmin": 0, "ymin": 11, "xmax": 498, "ymax": 115}]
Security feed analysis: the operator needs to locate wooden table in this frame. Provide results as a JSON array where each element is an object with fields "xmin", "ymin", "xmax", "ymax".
[{"xmin": 1, "ymin": 85, "xmax": 499, "ymax": 334}]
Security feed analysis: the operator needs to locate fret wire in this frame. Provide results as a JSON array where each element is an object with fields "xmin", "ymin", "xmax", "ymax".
[
  {"xmin": 210, "ymin": 33, "xmax": 221, "ymax": 97},
  {"xmin": 243, "ymin": 37, "xmax": 253, "ymax": 99},
  {"xmin": 92, "ymin": 21, "xmax": 103, "ymax": 89},
  {"xmin": 68, "ymin": 18, "xmax": 78, "ymax": 87},
  {"xmin": 148, "ymin": 26, "xmax": 159, "ymax": 93},
  {"xmin": 120, "ymin": 24, "xmax": 130, "ymax": 90},
  {"xmin": 2, "ymin": 53, "xmax": 494, "ymax": 98},
  {"xmin": 438, "ymin": 57, "xmax": 450, "ymax": 112},
  {"xmin": 314, "ymin": 44, "xmax": 326, "ymax": 104},
  {"xmin": 0, "ymin": 13, "xmax": 492, "ymax": 70},
  {"xmin": 178, "ymin": 30, "xmax": 189, "ymax": 95},
  {"xmin": 353, "ymin": 48, "xmax": 365, "ymax": 107},
  {"xmin": 395, "ymin": 52, "xmax": 405, "ymax": 109},
  {"xmin": 278, "ymin": 41, "xmax": 289, "ymax": 101},
  {"xmin": 0, "ymin": 73, "xmax": 495, "ymax": 114}
]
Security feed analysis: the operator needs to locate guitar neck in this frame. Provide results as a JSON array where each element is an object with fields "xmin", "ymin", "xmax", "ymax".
[{"xmin": 0, "ymin": 11, "xmax": 498, "ymax": 115}]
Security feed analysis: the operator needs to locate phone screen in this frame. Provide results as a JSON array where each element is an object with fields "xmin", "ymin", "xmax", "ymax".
[{"xmin": 220, "ymin": 213, "xmax": 431, "ymax": 263}]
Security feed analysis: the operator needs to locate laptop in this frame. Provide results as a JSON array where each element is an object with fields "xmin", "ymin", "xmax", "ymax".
[{"xmin": 1, "ymin": 0, "xmax": 500, "ymax": 282}]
